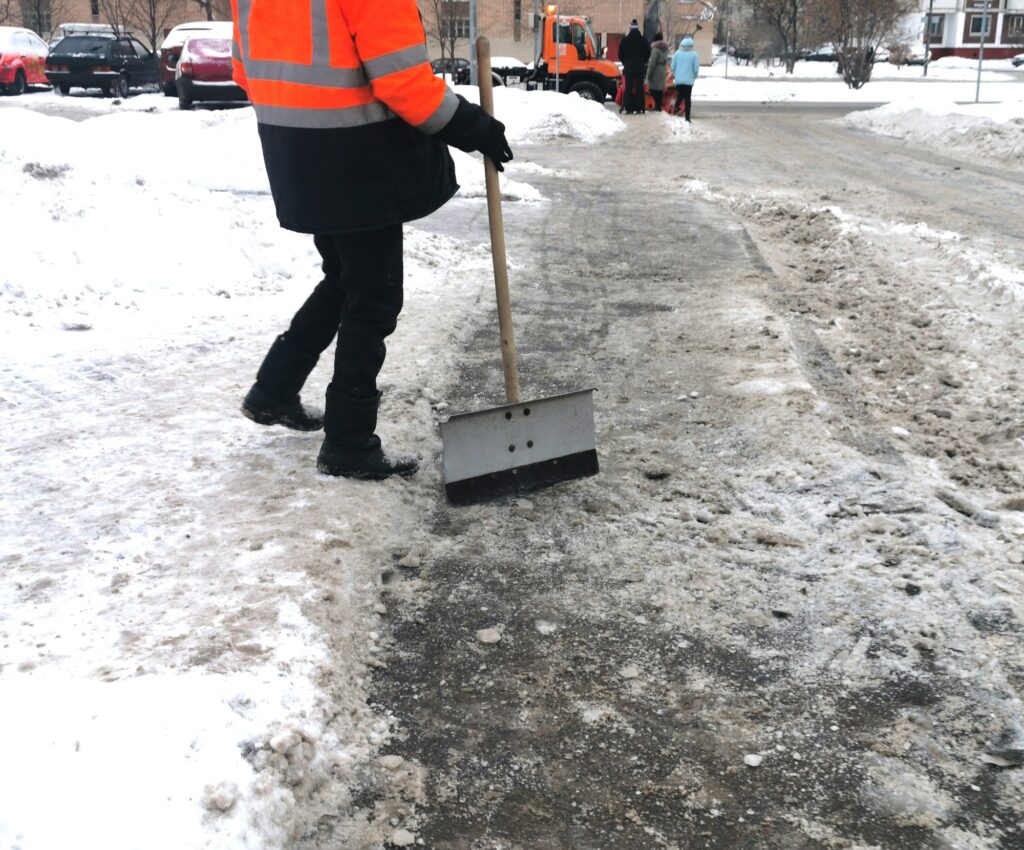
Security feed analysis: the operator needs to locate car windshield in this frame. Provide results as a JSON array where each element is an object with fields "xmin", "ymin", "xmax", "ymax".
[
  {"xmin": 185, "ymin": 38, "xmax": 231, "ymax": 59},
  {"xmin": 53, "ymin": 36, "xmax": 111, "ymax": 54}
]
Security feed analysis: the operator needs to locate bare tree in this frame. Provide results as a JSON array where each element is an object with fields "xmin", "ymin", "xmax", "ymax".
[
  {"xmin": 19, "ymin": 0, "xmax": 75, "ymax": 39},
  {"xmin": 814, "ymin": 0, "xmax": 914, "ymax": 88},
  {"xmin": 189, "ymin": 0, "xmax": 231, "ymax": 22},
  {"xmin": 747, "ymin": 0, "xmax": 805, "ymax": 72},
  {"xmin": 127, "ymin": 0, "xmax": 185, "ymax": 50},
  {"xmin": 97, "ymin": 0, "xmax": 134, "ymax": 39},
  {"xmin": 190, "ymin": 0, "xmax": 215, "ymax": 21},
  {"xmin": 425, "ymin": 0, "xmax": 468, "ymax": 67},
  {"xmin": 0, "ymin": 0, "xmax": 13, "ymax": 26}
]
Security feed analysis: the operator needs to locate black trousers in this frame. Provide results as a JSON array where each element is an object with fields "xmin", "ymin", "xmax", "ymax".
[
  {"xmin": 650, "ymin": 89, "xmax": 664, "ymax": 111},
  {"xmin": 623, "ymin": 70, "xmax": 645, "ymax": 112},
  {"xmin": 674, "ymin": 84, "xmax": 693, "ymax": 120},
  {"xmin": 280, "ymin": 225, "xmax": 404, "ymax": 398}
]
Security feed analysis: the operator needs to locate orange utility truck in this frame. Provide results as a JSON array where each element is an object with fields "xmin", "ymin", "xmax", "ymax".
[{"xmin": 525, "ymin": 7, "xmax": 619, "ymax": 102}]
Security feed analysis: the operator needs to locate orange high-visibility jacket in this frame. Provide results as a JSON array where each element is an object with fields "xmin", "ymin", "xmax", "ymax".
[{"xmin": 230, "ymin": 0, "xmax": 460, "ymax": 234}]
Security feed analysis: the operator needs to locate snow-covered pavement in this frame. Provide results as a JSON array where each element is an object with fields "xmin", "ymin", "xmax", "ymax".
[{"xmin": 2, "ymin": 70, "xmax": 1023, "ymax": 849}]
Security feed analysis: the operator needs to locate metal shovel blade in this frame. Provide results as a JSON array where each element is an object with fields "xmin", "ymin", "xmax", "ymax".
[{"xmin": 441, "ymin": 389, "xmax": 598, "ymax": 505}]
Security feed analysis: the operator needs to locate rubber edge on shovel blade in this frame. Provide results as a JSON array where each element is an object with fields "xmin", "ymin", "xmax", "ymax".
[{"xmin": 445, "ymin": 448, "xmax": 599, "ymax": 505}]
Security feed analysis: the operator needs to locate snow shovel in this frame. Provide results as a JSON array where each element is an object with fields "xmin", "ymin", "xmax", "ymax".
[{"xmin": 440, "ymin": 36, "xmax": 599, "ymax": 506}]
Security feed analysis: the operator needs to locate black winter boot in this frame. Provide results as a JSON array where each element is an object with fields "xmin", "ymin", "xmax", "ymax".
[
  {"xmin": 241, "ymin": 335, "xmax": 323, "ymax": 431},
  {"xmin": 316, "ymin": 387, "xmax": 418, "ymax": 480},
  {"xmin": 242, "ymin": 384, "xmax": 323, "ymax": 431}
]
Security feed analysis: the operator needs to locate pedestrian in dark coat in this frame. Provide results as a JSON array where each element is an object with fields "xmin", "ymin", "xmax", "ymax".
[
  {"xmin": 645, "ymin": 33, "xmax": 670, "ymax": 113},
  {"xmin": 618, "ymin": 19, "xmax": 651, "ymax": 114},
  {"xmin": 231, "ymin": 0, "xmax": 512, "ymax": 480}
]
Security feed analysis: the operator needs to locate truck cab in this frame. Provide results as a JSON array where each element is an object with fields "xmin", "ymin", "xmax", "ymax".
[{"xmin": 527, "ymin": 12, "xmax": 619, "ymax": 102}]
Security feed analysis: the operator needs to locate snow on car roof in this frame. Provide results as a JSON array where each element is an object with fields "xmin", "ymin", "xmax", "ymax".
[
  {"xmin": 490, "ymin": 56, "xmax": 528, "ymax": 68},
  {"xmin": 160, "ymin": 20, "xmax": 233, "ymax": 50}
]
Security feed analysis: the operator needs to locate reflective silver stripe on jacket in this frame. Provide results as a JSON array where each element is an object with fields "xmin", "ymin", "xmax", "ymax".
[
  {"xmin": 254, "ymin": 100, "xmax": 395, "ymax": 129},
  {"xmin": 242, "ymin": 60, "xmax": 367, "ymax": 88},
  {"xmin": 235, "ymin": 0, "xmax": 251, "ymax": 60},
  {"xmin": 419, "ymin": 87, "xmax": 459, "ymax": 134},
  {"xmin": 363, "ymin": 43, "xmax": 428, "ymax": 80},
  {"xmin": 311, "ymin": 0, "xmax": 330, "ymax": 67}
]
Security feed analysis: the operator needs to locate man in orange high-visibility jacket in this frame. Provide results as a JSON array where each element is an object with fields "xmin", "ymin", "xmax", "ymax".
[{"xmin": 233, "ymin": 0, "xmax": 512, "ymax": 480}]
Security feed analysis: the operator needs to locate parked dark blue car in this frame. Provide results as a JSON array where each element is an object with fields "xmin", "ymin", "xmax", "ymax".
[{"xmin": 45, "ymin": 34, "xmax": 158, "ymax": 97}]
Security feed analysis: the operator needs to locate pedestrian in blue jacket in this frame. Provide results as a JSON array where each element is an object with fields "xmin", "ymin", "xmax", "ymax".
[{"xmin": 671, "ymin": 36, "xmax": 700, "ymax": 122}]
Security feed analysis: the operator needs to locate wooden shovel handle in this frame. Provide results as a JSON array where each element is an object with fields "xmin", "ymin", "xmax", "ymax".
[{"xmin": 477, "ymin": 36, "xmax": 521, "ymax": 404}]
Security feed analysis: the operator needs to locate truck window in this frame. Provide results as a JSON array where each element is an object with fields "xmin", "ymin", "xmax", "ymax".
[
  {"xmin": 553, "ymin": 21, "xmax": 571, "ymax": 47},
  {"xmin": 571, "ymin": 23, "xmax": 590, "ymax": 60}
]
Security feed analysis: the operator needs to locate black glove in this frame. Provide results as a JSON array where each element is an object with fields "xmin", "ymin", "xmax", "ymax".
[
  {"xmin": 481, "ymin": 118, "xmax": 513, "ymax": 172},
  {"xmin": 436, "ymin": 95, "xmax": 514, "ymax": 172}
]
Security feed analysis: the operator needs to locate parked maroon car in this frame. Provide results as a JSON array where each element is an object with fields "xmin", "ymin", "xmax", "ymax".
[
  {"xmin": 175, "ymin": 36, "xmax": 249, "ymax": 110},
  {"xmin": 158, "ymin": 20, "xmax": 232, "ymax": 96}
]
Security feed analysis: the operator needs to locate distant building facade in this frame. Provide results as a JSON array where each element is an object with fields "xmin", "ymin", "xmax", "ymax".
[{"xmin": 907, "ymin": 0, "xmax": 1024, "ymax": 59}]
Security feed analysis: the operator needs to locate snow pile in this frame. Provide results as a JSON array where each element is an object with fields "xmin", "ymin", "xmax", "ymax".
[
  {"xmin": 832, "ymin": 211, "xmax": 1024, "ymax": 304},
  {"xmin": 0, "ymin": 105, "xmax": 535, "ymax": 333},
  {"xmin": 707, "ymin": 54, "xmax": 1017, "ymax": 82},
  {"xmin": 660, "ymin": 112, "xmax": 717, "ymax": 143},
  {"xmin": 841, "ymin": 97, "xmax": 1024, "ymax": 166},
  {"xmin": 454, "ymin": 84, "xmax": 624, "ymax": 144}
]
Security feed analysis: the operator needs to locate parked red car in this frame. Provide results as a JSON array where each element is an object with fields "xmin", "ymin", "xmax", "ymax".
[
  {"xmin": 176, "ymin": 37, "xmax": 249, "ymax": 110},
  {"xmin": 0, "ymin": 26, "xmax": 49, "ymax": 95},
  {"xmin": 159, "ymin": 20, "xmax": 233, "ymax": 96}
]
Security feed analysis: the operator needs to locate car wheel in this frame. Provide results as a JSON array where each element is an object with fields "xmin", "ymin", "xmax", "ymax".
[
  {"xmin": 11, "ymin": 70, "xmax": 26, "ymax": 96},
  {"xmin": 116, "ymin": 74, "xmax": 130, "ymax": 99},
  {"xmin": 178, "ymin": 92, "xmax": 192, "ymax": 110},
  {"xmin": 569, "ymin": 81, "xmax": 604, "ymax": 102},
  {"xmin": 57, "ymin": 83, "xmax": 71, "ymax": 95}
]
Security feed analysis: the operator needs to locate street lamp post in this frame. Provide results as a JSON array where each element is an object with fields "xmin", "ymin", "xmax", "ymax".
[
  {"xmin": 549, "ymin": 5, "xmax": 560, "ymax": 93},
  {"xmin": 975, "ymin": 0, "xmax": 990, "ymax": 103},
  {"xmin": 923, "ymin": 0, "xmax": 934, "ymax": 78},
  {"xmin": 470, "ymin": 0, "xmax": 478, "ymax": 86}
]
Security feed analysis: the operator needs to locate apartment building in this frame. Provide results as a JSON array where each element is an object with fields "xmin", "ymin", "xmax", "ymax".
[{"xmin": 912, "ymin": 0, "xmax": 1024, "ymax": 59}]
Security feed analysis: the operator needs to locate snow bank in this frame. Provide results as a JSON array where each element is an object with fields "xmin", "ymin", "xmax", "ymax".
[
  {"xmin": 455, "ymin": 84, "xmax": 624, "ymax": 144},
  {"xmin": 707, "ymin": 53, "xmax": 1017, "ymax": 82},
  {"xmin": 840, "ymin": 97, "xmax": 1024, "ymax": 167}
]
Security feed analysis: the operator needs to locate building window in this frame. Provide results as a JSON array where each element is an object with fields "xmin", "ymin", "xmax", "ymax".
[
  {"xmin": 91, "ymin": 0, "xmax": 99, "ymax": 16},
  {"xmin": 440, "ymin": 0, "xmax": 470, "ymax": 40},
  {"xmin": 514, "ymin": 0, "xmax": 522, "ymax": 42},
  {"xmin": 927, "ymin": 15, "xmax": 943, "ymax": 38},
  {"xmin": 969, "ymin": 15, "xmax": 993, "ymax": 37},
  {"xmin": 1005, "ymin": 16, "xmax": 1024, "ymax": 40},
  {"xmin": 442, "ymin": 18, "xmax": 471, "ymax": 39}
]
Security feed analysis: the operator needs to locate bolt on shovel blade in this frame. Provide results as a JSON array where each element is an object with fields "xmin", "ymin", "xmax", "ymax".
[{"xmin": 440, "ymin": 388, "xmax": 598, "ymax": 505}]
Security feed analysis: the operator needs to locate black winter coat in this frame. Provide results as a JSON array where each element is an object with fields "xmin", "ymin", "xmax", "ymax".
[
  {"xmin": 618, "ymin": 30, "xmax": 651, "ymax": 73},
  {"xmin": 258, "ymin": 119, "xmax": 458, "ymax": 235}
]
